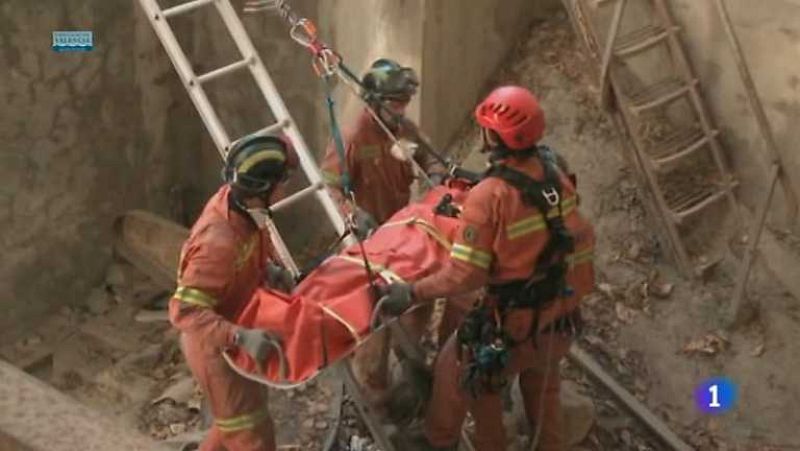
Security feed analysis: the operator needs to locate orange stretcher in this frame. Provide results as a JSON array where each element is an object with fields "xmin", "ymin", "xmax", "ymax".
[{"xmin": 224, "ymin": 185, "xmax": 468, "ymax": 387}]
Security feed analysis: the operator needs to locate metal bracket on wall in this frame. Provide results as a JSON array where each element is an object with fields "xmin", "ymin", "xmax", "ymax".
[{"xmin": 711, "ymin": 0, "xmax": 798, "ymax": 327}]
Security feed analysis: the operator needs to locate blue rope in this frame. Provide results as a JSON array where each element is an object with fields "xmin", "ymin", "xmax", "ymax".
[{"xmin": 323, "ymin": 76, "xmax": 352, "ymax": 197}]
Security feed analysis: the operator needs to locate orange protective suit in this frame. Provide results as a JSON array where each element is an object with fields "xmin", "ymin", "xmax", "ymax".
[
  {"xmin": 321, "ymin": 108, "xmax": 445, "ymax": 406},
  {"xmin": 411, "ymin": 155, "xmax": 596, "ymax": 451},
  {"xmin": 320, "ymin": 108, "xmax": 444, "ymax": 223},
  {"xmin": 169, "ymin": 185, "xmax": 277, "ymax": 451}
]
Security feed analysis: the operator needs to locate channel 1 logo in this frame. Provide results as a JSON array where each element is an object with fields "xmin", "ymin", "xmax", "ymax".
[
  {"xmin": 52, "ymin": 31, "xmax": 93, "ymax": 52},
  {"xmin": 695, "ymin": 377, "xmax": 738, "ymax": 414}
]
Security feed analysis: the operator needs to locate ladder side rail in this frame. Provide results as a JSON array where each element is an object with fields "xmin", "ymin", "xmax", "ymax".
[
  {"xmin": 212, "ymin": 0, "xmax": 347, "ymax": 236},
  {"xmin": 138, "ymin": 0, "xmax": 232, "ymax": 156},
  {"xmin": 576, "ymin": 0, "xmax": 694, "ymax": 274},
  {"xmin": 599, "ymin": 0, "xmax": 628, "ymax": 108},
  {"xmin": 650, "ymin": 0, "xmax": 738, "ymax": 214}
]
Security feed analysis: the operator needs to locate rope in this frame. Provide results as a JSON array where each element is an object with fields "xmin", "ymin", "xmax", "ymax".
[
  {"xmin": 322, "ymin": 75, "xmax": 353, "ymax": 196},
  {"xmin": 263, "ymin": 1, "xmax": 444, "ymax": 188},
  {"xmin": 529, "ymin": 317, "xmax": 557, "ymax": 451},
  {"xmin": 221, "ymin": 339, "xmax": 303, "ymax": 390}
]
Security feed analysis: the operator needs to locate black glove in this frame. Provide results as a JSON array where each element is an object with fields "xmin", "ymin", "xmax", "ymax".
[
  {"xmin": 378, "ymin": 282, "xmax": 414, "ymax": 316},
  {"xmin": 266, "ymin": 261, "xmax": 296, "ymax": 292},
  {"xmin": 234, "ymin": 328, "xmax": 280, "ymax": 364},
  {"xmin": 352, "ymin": 207, "xmax": 378, "ymax": 240}
]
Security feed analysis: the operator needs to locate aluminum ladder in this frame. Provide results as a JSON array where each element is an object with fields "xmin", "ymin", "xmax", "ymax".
[
  {"xmin": 567, "ymin": 0, "xmax": 740, "ymax": 276},
  {"xmin": 134, "ymin": 0, "xmax": 399, "ymax": 449}
]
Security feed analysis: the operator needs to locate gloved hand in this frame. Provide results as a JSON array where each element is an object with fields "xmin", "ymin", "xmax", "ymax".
[
  {"xmin": 234, "ymin": 328, "xmax": 280, "ymax": 364},
  {"xmin": 266, "ymin": 261, "xmax": 296, "ymax": 292},
  {"xmin": 378, "ymin": 282, "xmax": 415, "ymax": 316},
  {"xmin": 352, "ymin": 207, "xmax": 378, "ymax": 241}
]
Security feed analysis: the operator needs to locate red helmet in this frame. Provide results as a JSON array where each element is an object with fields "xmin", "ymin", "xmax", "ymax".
[{"xmin": 474, "ymin": 86, "xmax": 545, "ymax": 150}]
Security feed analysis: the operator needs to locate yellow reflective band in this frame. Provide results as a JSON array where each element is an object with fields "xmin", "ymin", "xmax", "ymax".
[
  {"xmin": 215, "ymin": 407, "xmax": 270, "ymax": 432},
  {"xmin": 238, "ymin": 150, "xmax": 286, "ymax": 173},
  {"xmin": 450, "ymin": 244, "xmax": 492, "ymax": 269},
  {"xmin": 507, "ymin": 196, "xmax": 578, "ymax": 240},
  {"xmin": 567, "ymin": 247, "xmax": 595, "ymax": 266},
  {"xmin": 173, "ymin": 286, "xmax": 218, "ymax": 309},
  {"xmin": 507, "ymin": 215, "xmax": 546, "ymax": 240},
  {"xmin": 546, "ymin": 196, "xmax": 577, "ymax": 219}
]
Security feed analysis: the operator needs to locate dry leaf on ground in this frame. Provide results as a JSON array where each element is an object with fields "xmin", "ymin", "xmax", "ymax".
[
  {"xmin": 681, "ymin": 334, "xmax": 729, "ymax": 356},
  {"xmin": 615, "ymin": 302, "xmax": 637, "ymax": 324}
]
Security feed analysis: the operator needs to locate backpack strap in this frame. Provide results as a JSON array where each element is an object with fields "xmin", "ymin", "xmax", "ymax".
[{"xmin": 484, "ymin": 150, "xmax": 575, "ymax": 310}]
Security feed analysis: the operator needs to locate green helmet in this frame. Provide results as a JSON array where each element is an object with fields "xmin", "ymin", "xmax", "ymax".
[
  {"xmin": 361, "ymin": 58, "xmax": 419, "ymax": 101},
  {"xmin": 222, "ymin": 135, "xmax": 296, "ymax": 196}
]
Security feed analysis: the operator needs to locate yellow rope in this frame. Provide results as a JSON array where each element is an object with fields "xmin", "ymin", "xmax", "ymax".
[{"xmin": 380, "ymin": 216, "xmax": 452, "ymax": 250}]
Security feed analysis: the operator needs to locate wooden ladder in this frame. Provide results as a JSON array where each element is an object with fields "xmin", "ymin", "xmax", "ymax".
[{"xmin": 567, "ymin": 0, "xmax": 740, "ymax": 276}]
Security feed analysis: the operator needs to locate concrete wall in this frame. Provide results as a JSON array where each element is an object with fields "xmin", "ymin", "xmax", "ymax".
[
  {"xmin": 0, "ymin": 0, "xmax": 202, "ymax": 343},
  {"xmin": 579, "ymin": 0, "xmax": 800, "ymax": 231},
  {"xmin": 0, "ymin": 0, "xmax": 546, "ymax": 342},
  {"xmin": 319, "ymin": 0, "xmax": 426, "ymax": 129},
  {"xmin": 420, "ymin": 0, "xmax": 561, "ymax": 149},
  {"xmin": 668, "ymin": 0, "xmax": 800, "ymax": 232}
]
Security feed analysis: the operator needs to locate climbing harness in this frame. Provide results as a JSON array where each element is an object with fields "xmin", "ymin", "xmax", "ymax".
[
  {"xmin": 456, "ymin": 304, "xmax": 511, "ymax": 397},
  {"xmin": 455, "ymin": 147, "xmax": 577, "ymax": 397}
]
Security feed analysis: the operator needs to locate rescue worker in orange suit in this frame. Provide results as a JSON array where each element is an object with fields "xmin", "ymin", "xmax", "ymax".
[
  {"xmin": 320, "ymin": 58, "xmax": 447, "ymax": 412},
  {"xmin": 321, "ymin": 57, "xmax": 446, "ymax": 234},
  {"xmin": 379, "ymin": 86, "xmax": 596, "ymax": 451},
  {"xmin": 169, "ymin": 135, "xmax": 297, "ymax": 451}
]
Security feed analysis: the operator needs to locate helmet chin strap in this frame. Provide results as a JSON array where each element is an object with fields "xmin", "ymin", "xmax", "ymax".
[
  {"xmin": 245, "ymin": 207, "xmax": 273, "ymax": 230},
  {"xmin": 231, "ymin": 185, "xmax": 276, "ymax": 230}
]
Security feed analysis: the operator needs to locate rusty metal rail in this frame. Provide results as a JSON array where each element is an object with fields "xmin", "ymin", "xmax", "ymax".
[{"xmin": 569, "ymin": 345, "xmax": 695, "ymax": 451}]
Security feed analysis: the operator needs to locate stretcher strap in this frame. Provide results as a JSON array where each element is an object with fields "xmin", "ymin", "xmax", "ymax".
[
  {"xmin": 380, "ymin": 216, "xmax": 453, "ymax": 250},
  {"xmin": 335, "ymin": 255, "xmax": 406, "ymax": 284},
  {"xmin": 319, "ymin": 303, "xmax": 365, "ymax": 347},
  {"xmin": 314, "ymin": 255, "xmax": 409, "ymax": 347}
]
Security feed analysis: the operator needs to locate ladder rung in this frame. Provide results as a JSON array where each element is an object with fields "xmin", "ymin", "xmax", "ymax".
[
  {"xmin": 693, "ymin": 254, "xmax": 724, "ymax": 277},
  {"xmin": 615, "ymin": 26, "xmax": 674, "ymax": 58},
  {"xmin": 226, "ymin": 121, "xmax": 289, "ymax": 152},
  {"xmin": 652, "ymin": 130, "xmax": 719, "ymax": 170},
  {"xmin": 628, "ymin": 79, "xmax": 697, "ymax": 115},
  {"xmin": 162, "ymin": 0, "xmax": 214, "ymax": 19},
  {"xmin": 593, "ymin": 0, "xmax": 616, "ymax": 6},
  {"xmin": 253, "ymin": 120, "xmax": 289, "ymax": 137},
  {"xmin": 671, "ymin": 182, "xmax": 737, "ymax": 224},
  {"xmin": 271, "ymin": 182, "xmax": 324, "ymax": 212},
  {"xmin": 197, "ymin": 58, "xmax": 251, "ymax": 84}
]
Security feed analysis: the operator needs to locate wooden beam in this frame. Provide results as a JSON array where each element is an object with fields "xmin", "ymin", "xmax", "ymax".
[{"xmin": 0, "ymin": 360, "xmax": 171, "ymax": 451}]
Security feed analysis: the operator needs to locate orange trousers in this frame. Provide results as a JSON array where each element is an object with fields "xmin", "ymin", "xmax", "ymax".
[
  {"xmin": 424, "ymin": 330, "xmax": 572, "ymax": 451},
  {"xmin": 181, "ymin": 334, "xmax": 276, "ymax": 451},
  {"xmin": 351, "ymin": 294, "xmax": 476, "ymax": 408}
]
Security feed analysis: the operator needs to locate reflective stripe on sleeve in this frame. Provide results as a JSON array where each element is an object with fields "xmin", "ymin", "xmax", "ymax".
[
  {"xmin": 450, "ymin": 243, "xmax": 492, "ymax": 269},
  {"xmin": 173, "ymin": 286, "xmax": 218, "ymax": 309},
  {"xmin": 215, "ymin": 407, "xmax": 270, "ymax": 432}
]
